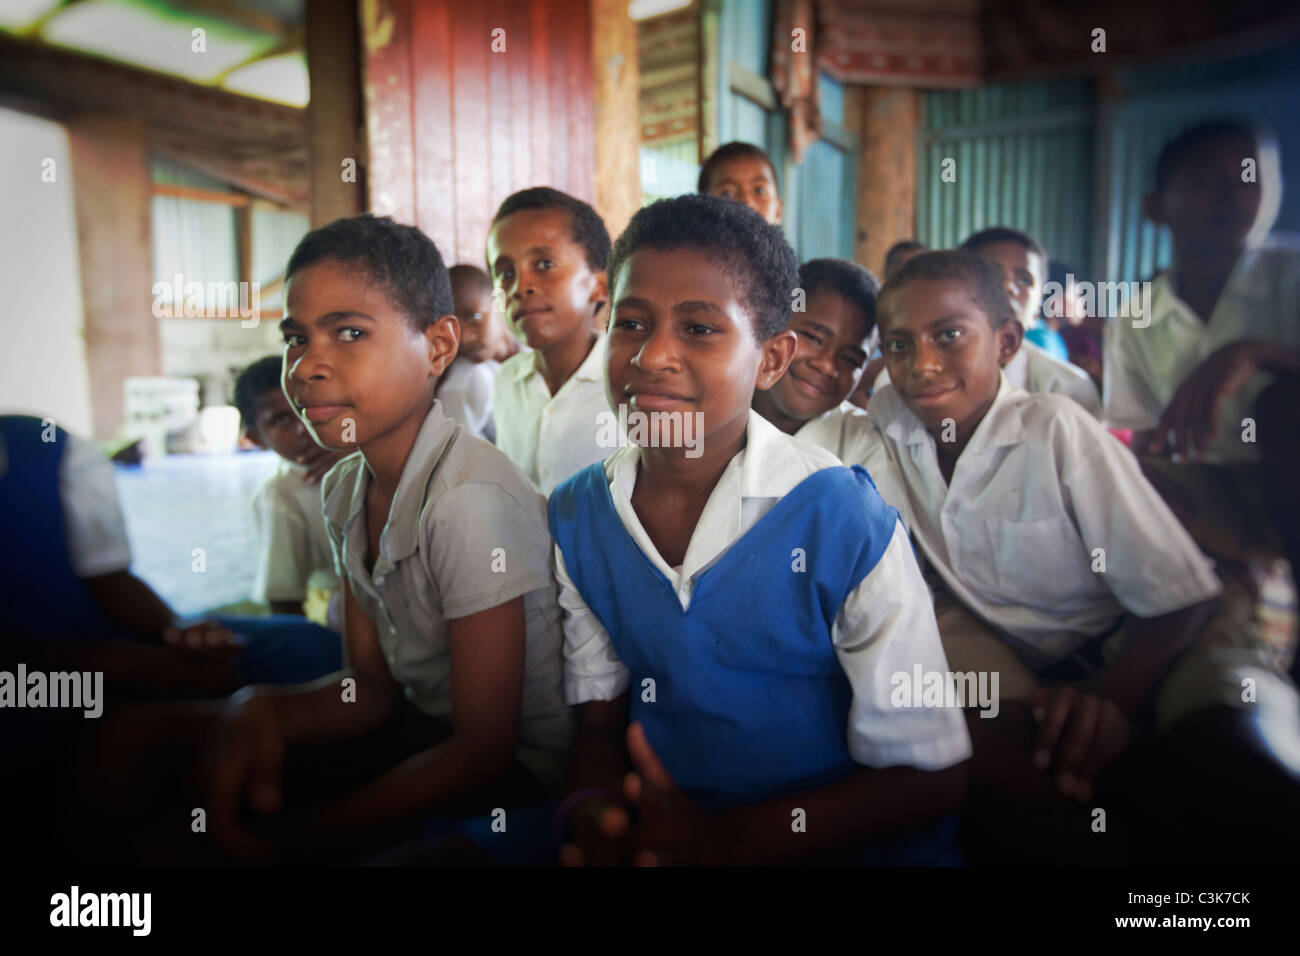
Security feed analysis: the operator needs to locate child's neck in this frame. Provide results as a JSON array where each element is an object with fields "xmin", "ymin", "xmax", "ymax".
[
  {"xmin": 536, "ymin": 320, "xmax": 597, "ymax": 396},
  {"xmin": 361, "ymin": 397, "xmax": 435, "ymax": 498},
  {"xmin": 1170, "ymin": 237, "xmax": 1245, "ymax": 323},
  {"xmin": 631, "ymin": 419, "xmax": 748, "ymax": 567},
  {"xmin": 929, "ymin": 393, "xmax": 997, "ymax": 485},
  {"xmin": 751, "ymin": 390, "xmax": 807, "ymax": 436}
]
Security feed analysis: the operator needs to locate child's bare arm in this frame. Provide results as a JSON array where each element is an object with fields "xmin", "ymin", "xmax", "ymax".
[
  {"xmin": 718, "ymin": 764, "xmax": 968, "ymax": 865},
  {"xmin": 558, "ymin": 696, "xmax": 632, "ymax": 866},
  {"xmin": 622, "ymin": 723, "xmax": 967, "ymax": 866},
  {"xmin": 83, "ymin": 569, "xmax": 175, "ymax": 640},
  {"xmin": 1090, "ymin": 597, "xmax": 1219, "ymax": 718},
  {"xmin": 304, "ymin": 596, "xmax": 527, "ymax": 828},
  {"xmin": 267, "ymin": 578, "xmax": 399, "ymax": 744}
]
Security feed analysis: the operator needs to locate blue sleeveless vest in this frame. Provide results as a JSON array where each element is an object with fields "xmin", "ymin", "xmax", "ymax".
[
  {"xmin": 0, "ymin": 416, "xmax": 122, "ymax": 641},
  {"xmin": 549, "ymin": 461, "xmax": 901, "ymax": 809}
]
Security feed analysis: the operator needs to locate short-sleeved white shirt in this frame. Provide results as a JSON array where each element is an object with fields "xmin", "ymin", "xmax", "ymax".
[
  {"xmin": 1103, "ymin": 235, "xmax": 1300, "ymax": 464},
  {"xmin": 874, "ymin": 342, "xmax": 1102, "ymax": 418},
  {"xmin": 321, "ymin": 403, "xmax": 573, "ymax": 788},
  {"xmin": 438, "ymin": 356, "xmax": 498, "ymax": 442},
  {"xmin": 868, "ymin": 377, "xmax": 1222, "ymax": 667},
  {"xmin": 60, "ymin": 434, "xmax": 132, "ymax": 577},
  {"xmin": 492, "ymin": 334, "xmax": 610, "ymax": 495},
  {"xmin": 251, "ymin": 457, "xmax": 340, "ymax": 604},
  {"xmin": 558, "ymin": 410, "xmax": 972, "ymax": 772},
  {"xmin": 791, "ymin": 400, "xmax": 913, "ymax": 525}
]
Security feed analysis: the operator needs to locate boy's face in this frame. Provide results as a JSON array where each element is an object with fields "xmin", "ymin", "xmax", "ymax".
[
  {"xmin": 451, "ymin": 281, "xmax": 495, "ymax": 363},
  {"xmin": 486, "ymin": 208, "xmax": 607, "ymax": 351},
  {"xmin": 280, "ymin": 261, "xmax": 457, "ymax": 451},
  {"xmin": 606, "ymin": 248, "xmax": 795, "ymax": 454},
  {"xmin": 246, "ymin": 386, "xmax": 316, "ymax": 463},
  {"xmin": 878, "ymin": 278, "xmax": 1021, "ymax": 442},
  {"xmin": 971, "ymin": 241, "xmax": 1045, "ymax": 329},
  {"xmin": 705, "ymin": 156, "xmax": 783, "ymax": 225},
  {"xmin": 766, "ymin": 289, "xmax": 870, "ymax": 422},
  {"xmin": 1146, "ymin": 131, "xmax": 1268, "ymax": 253}
]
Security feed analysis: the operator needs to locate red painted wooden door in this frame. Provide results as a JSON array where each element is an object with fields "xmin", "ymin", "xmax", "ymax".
[{"xmin": 362, "ymin": 0, "xmax": 596, "ymax": 268}]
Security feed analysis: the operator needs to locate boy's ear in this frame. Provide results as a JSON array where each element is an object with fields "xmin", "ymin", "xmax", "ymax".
[
  {"xmin": 996, "ymin": 318, "xmax": 1025, "ymax": 368},
  {"xmin": 589, "ymin": 269, "xmax": 609, "ymax": 308},
  {"xmin": 240, "ymin": 427, "xmax": 264, "ymax": 450},
  {"xmin": 773, "ymin": 196, "xmax": 784, "ymax": 226},
  {"xmin": 424, "ymin": 314, "xmax": 460, "ymax": 376},
  {"xmin": 755, "ymin": 329, "xmax": 798, "ymax": 390}
]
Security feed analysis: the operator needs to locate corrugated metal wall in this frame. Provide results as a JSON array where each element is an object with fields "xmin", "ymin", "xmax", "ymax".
[
  {"xmin": 787, "ymin": 73, "xmax": 855, "ymax": 262},
  {"xmin": 150, "ymin": 158, "xmax": 238, "ymax": 311},
  {"xmin": 917, "ymin": 80, "xmax": 1094, "ymax": 274},
  {"xmin": 1102, "ymin": 42, "xmax": 1300, "ymax": 282}
]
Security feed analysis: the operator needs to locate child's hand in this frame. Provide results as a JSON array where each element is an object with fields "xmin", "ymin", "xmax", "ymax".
[
  {"xmin": 558, "ymin": 797, "xmax": 633, "ymax": 867},
  {"xmin": 1151, "ymin": 342, "xmax": 1259, "ymax": 459},
  {"xmin": 1027, "ymin": 686, "xmax": 1130, "ymax": 802},
  {"xmin": 202, "ymin": 691, "xmax": 285, "ymax": 860},
  {"xmin": 164, "ymin": 620, "xmax": 244, "ymax": 652},
  {"xmin": 623, "ymin": 722, "xmax": 735, "ymax": 866}
]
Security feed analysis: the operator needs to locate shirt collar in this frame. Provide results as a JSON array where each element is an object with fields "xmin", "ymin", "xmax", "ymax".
[
  {"xmin": 508, "ymin": 333, "xmax": 605, "ymax": 386},
  {"xmin": 872, "ymin": 373, "xmax": 1026, "ymax": 453},
  {"xmin": 324, "ymin": 402, "xmax": 458, "ymax": 568}
]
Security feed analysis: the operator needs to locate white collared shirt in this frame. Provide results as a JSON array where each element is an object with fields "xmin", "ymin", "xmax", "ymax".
[
  {"xmin": 791, "ymin": 400, "xmax": 913, "ymax": 526},
  {"xmin": 1103, "ymin": 235, "xmax": 1300, "ymax": 464},
  {"xmin": 492, "ymin": 334, "xmax": 610, "ymax": 495},
  {"xmin": 437, "ymin": 356, "xmax": 498, "ymax": 442},
  {"xmin": 869, "ymin": 377, "xmax": 1222, "ymax": 667},
  {"xmin": 251, "ymin": 457, "xmax": 338, "ymax": 603},
  {"xmin": 873, "ymin": 342, "xmax": 1102, "ymax": 418},
  {"xmin": 559, "ymin": 410, "xmax": 972, "ymax": 771}
]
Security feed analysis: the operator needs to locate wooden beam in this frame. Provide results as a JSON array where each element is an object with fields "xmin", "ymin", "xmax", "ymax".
[
  {"xmin": 152, "ymin": 182, "xmax": 250, "ymax": 206},
  {"xmin": 0, "ymin": 35, "xmax": 306, "ymax": 152},
  {"xmin": 66, "ymin": 113, "xmax": 160, "ymax": 440},
  {"xmin": 305, "ymin": 0, "xmax": 364, "ymax": 226},
  {"xmin": 853, "ymin": 87, "xmax": 920, "ymax": 278},
  {"xmin": 592, "ymin": 0, "xmax": 643, "ymax": 243}
]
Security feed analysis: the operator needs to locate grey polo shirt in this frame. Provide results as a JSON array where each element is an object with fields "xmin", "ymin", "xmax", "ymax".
[{"xmin": 321, "ymin": 401, "xmax": 572, "ymax": 790}]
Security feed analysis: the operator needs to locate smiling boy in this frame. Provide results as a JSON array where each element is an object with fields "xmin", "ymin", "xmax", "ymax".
[
  {"xmin": 488, "ymin": 188, "xmax": 612, "ymax": 494},
  {"xmin": 867, "ymin": 252, "xmax": 1253, "ymax": 822},
  {"xmin": 750, "ymin": 258, "xmax": 909, "ymax": 519},
  {"xmin": 550, "ymin": 196, "xmax": 969, "ymax": 866}
]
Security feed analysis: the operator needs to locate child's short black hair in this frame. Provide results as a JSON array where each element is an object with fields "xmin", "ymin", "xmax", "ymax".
[
  {"xmin": 697, "ymin": 141, "xmax": 779, "ymax": 194},
  {"xmin": 798, "ymin": 258, "xmax": 880, "ymax": 339},
  {"xmin": 491, "ymin": 187, "xmax": 611, "ymax": 274},
  {"xmin": 233, "ymin": 355, "xmax": 283, "ymax": 431},
  {"xmin": 1153, "ymin": 118, "xmax": 1278, "ymax": 192},
  {"xmin": 884, "ymin": 240, "xmax": 926, "ymax": 278},
  {"xmin": 960, "ymin": 226, "xmax": 1047, "ymax": 266},
  {"xmin": 448, "ymin": 263, "xmax": 492, "ymax": 297},
  {"xmin": 285, "ymin": 214, "xmax": 453, "ymax": 331},
  {"xmin": 607, "ymin": 194, "xmax": 797, "ymax": 342},
  {"xmin": 879, "ymin": 250, "xmax": 1016, "ymax": 329}
]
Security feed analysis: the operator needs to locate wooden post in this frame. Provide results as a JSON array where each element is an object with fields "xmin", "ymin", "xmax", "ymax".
[
  {"xmin": 853, "ymin": 87, "xmax": 920, "ymax": 277},
  {"xmin": 590, "ymin": 0, "xmax": 642, "ymax": 242},
  {"xmin": 65, "ymin": 113, "xmax": 159, "ymax": 440},
  {"xmin": 307, "ymin": 0, "xmax": 364, "ymax": 226}
]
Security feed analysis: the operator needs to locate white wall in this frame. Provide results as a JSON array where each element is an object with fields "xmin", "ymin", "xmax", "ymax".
[{"xmin": 0, "ymin": 108, "xmax": 94, "ymax": 438}]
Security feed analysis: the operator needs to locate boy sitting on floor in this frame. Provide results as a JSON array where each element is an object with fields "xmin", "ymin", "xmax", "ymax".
[{"xmin": 870, "ymin": 250, "xmax": 1299, "ymax": 862}]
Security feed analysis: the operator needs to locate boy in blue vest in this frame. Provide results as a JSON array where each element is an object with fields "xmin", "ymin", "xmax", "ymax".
[{"xmin": 550, "ymin": 196, "xmax": 971, "ymax": 865}]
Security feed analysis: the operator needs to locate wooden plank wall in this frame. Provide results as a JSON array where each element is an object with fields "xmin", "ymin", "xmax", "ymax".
[{"xmin": 361, "ymin": 0, "xmax": 597, "ymax": 268}]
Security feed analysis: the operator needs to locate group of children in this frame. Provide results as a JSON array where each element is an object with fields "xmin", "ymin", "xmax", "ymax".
[{"xmin": 21, "ymin": 117, "xmax": 1299, "ymax": 866}]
